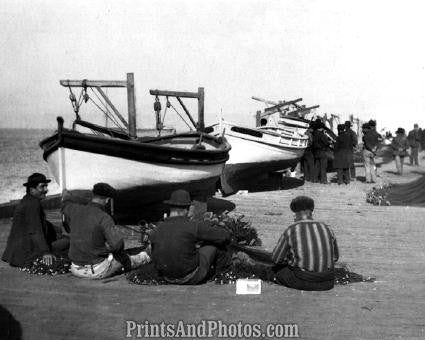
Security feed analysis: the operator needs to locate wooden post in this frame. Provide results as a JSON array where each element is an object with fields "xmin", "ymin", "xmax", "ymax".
[
  {"xmin": 126, "ymin": 73, "xmax": 137, "ymax": 138},
  {"xmin": 256, "ymin": 111, "xmax": 261, "ymax": 127},
  {"xmin": 197, "ymin": 87, "xmax": 204, "ymax": 131}
]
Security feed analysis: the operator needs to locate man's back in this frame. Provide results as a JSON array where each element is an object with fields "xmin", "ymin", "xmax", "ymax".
[
  {"xmin": 363, "ymin": 129, "xmax": 380, "ymax": 152},
  {"xmin": 63, "ymin": 202, "xmax": 123, "ymax": 265},
  {"xmin": 272, "ymin": 219, "xmax": 339, "ymax": 272},
  {"xmin": 151, "ymin": 216, "xmax": 230, "ymax": 279}
]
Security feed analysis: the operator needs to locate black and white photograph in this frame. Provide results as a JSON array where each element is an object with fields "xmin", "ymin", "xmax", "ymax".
[{"xmin": 1, "ymin": 1, "xmax": 424, "ymax": 339}]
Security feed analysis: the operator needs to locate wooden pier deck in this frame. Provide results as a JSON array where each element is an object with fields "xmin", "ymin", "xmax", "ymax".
[{"xmin": 1, "ymin": 158, "xmax": 425, "ymax": 339}]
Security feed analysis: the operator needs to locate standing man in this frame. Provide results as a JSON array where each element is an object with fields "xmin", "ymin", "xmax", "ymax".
[
  {"xmin": 345, "ymin": 121, "xmax": 358, "ymax": 180},
  {"xmin": 62, "ymin": 183, "xmax": 150, "ymax": 279},
  {"xmin": 362, "ymin": 122, "xmax": 381, "ymax": 183},
  {"xmin": 2, "ymin": 173, "xmax": 69, "ymax": 267},
  {"xmin": 334, "ymin": 124, "xmax": 352, "ymax": 185},
  {"xmin": 407, "ymin": 124, "xmax": 421, "ymax": 166},
  {"xmin": 312, "ymin": 121, "xmax": 331, "ymax": 184},
  {"xmin": 150, "ymin": 189, "xmax": 231, "ymax": 284}
]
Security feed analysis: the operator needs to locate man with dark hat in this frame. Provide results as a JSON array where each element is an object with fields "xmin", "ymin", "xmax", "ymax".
[
  {"xmin": 150, "ymin": 189, "xmax": 231, "ymax": 284},
  {"xmin": 344, "ymin": 120, "xmax": 358, "ymax": 180},
  {"xmin": 362, "ymin": 120, "xmax": 381, "ymax": 183},
  {"xmin": 271, "ymin": 195, "xmax": 339, "ymax": 290},
  {"xmin": 312, "ymin": 121, "xmax": 331, "ymax": 184},
  {"xmin": 62, "ymin": 183, "xmax": 150, "ymax": 279},
  {"xmin": 2, "ymin": 173, "xmax": 69, "ymax": 267},
  {"xmin": 407, "ymin": 123, "xmax": 421, "ymax": 166},
  {"xmin": 334, "ymin": 124, "xmax": 353, "ymax": 185}
]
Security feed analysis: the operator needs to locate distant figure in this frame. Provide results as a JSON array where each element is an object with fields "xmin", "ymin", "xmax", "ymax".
[
  {"xmin": 334, "ymin": 124, "xmax": 352, "ymax": 185},
  {"xmin": 362, "ymin": 121, "xmax": 381, "ymax": 183},
  {"xmin": 150, "ymin": 189, "xmax": 231, "ymax": 284},
  {"xmin": 301, "ymin": 122, "xmax": 315, "ymax": 182},
  {"xmin": 391, "ymin": 128, "xmax": 409, "ymax": 175},
  {"xmin": 312, "ymin": 121, "xmax": 331, "ymax": 184},
  {"xmin": 271, "ymin": 196, "xmax": 339, "ymax": 290},
  {"xmin": 62, "ymin": 183, "xmax": 150, "ymax": 279},
  {"xmin": 407, "ymin": 124, "xmax": 421, "ymax": 166},
  {"xmin": 2, "ymin": 173, "xmax": 69, "ymax": 268},
  {"xmin": 345, "ymin": 120, "xmax": 358, "ymax": 180}
]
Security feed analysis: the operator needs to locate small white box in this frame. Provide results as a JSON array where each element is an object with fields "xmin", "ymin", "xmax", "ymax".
[{"xmin": 236, "ymin": 279, "xmax": 262, "ymax": 294}]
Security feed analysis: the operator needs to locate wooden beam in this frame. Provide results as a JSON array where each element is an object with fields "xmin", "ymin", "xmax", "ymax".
[
  {"xmin": 95, "ymin": 87, "xmax": 129, "ymax": 129},
  {"xmin": 251, "ymin": 96, "xmax": 278, "ymax": 105},
  {"xmin": 149, "ymin": 89, "xmax": 200, "ymax": 99},
  {"xmin": 126, "ymin": 73, "xmax": 137, "ymax": 138},
  {"xmin": 197, "ymin": 87, "xmax": 205, "ymax": 131},
  {"xmin": 60, "ymin": 80, "xmax": 127, "ymax": 88},
  {"xmin": 264, "ymin": 98, "xmax": 303, "ymax": 112}
]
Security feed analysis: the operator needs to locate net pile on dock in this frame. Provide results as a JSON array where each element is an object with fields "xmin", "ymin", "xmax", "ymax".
[
  {"xmin": 19, "ymin": 256, "xmax": 71, "ymax": 276},
  {"xmin": 366, "ymin": 184, "xmax": 391, "ymax": 206}
]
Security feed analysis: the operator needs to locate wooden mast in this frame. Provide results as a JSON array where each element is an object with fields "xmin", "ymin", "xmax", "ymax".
[{"xmin": 126, "ymin": 73, "xmax": 137, "ymax": 138}]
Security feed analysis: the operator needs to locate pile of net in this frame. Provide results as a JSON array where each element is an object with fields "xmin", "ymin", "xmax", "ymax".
[
  {"xmin": 385, "ymin": 174, "xmax": 425, "ymax": 206},
  {"xmin": 19, "ymin": 256, "xmax": 71, "ymax": 276},
  {"xmin": 366, "ymin": 184, "xmax": 392, "ymax": 206}
]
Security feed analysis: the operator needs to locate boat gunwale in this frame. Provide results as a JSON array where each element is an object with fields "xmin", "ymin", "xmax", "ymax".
[{"xmin": 39, "ymin": 129, "xmax": 231, "ymax": 165}]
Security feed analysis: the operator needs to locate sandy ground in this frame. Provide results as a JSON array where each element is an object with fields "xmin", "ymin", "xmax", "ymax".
[{"xmin": 1, "ymin": 156, "xmax": 425, "ymax": 339}]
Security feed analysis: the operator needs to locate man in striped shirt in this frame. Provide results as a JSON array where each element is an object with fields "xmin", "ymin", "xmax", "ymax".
[{"xmin": 271, "ymin": 195, "xmax": 339, "ymax": 291}]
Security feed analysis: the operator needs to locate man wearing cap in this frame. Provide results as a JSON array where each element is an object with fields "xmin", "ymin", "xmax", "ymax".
[
  {"xmin": 2, "ymin": 173, "xmax": 70, "ymax": 268},
  {"xmin": 344, "ymin": 121, "xmax": 358, "ymax": 180},
  {"xmin": 62, "ymin": 183, "xmax": 150, "ymax": 279},
  {"xmin": 362, "ymin": 120, "xmax": 381, "ymax": 183},
  {"xmin": 150, "ymin": 189, "xmax": 231, "ymax": 284},
  {"xmin": 407, "ymin": 124, "xmax": 421, "ymax": 166},
  {"xmin": 271, "ymin": 196, "xmax": 339, "ymax": 290}
]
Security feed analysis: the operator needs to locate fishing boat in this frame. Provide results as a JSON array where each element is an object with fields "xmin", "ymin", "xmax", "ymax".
[
  {"xmin": 205, "ymin": 120, "xmax": 308, "ymax": 195},
  {"xmin": 39, "ymin": 74, "xmax": 230, "ymax": 219}
]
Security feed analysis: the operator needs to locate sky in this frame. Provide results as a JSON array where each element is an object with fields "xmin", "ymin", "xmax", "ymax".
[{"xmin": 1, "ymin": 0, "xmax": 425, "ymax": 133}]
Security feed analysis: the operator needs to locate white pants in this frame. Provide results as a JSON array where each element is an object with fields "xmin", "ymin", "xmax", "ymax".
[{"xmin": 70, "ymin": 254, "xmax": 123, "ymax": 279}]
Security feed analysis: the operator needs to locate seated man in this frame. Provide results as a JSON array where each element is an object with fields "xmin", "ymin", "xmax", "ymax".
[
  {"xmin": 150, "ymin": 189, "xmax": 231, "ymax": 284},
  {"xmin": 271, "ymin": 196, "xmax": 339, "ymax": 291},
  {"xmin": 62, "ymin": 183, "xmax": 150, "ymax": 279},
  {"xmin": 2, "ymin": 173, "xmax": 69, "ymax": 268}
]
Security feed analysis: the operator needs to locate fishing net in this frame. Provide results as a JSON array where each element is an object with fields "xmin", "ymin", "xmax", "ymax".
[{"xmin": 19, "ymin": 256, "xmax": 71, "ymax": 276}]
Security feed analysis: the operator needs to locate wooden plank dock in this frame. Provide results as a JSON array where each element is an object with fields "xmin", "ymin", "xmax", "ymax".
[{"xmin": 1, "ymin": 158, "xmax": 425, "ymax": 339}]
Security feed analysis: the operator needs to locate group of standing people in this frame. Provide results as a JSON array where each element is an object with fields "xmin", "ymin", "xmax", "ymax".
[
  {"xmin": 390, "ymin": 123, "xmax": 422, "ymax": 175},
  {"xmin": 302, "ymin": 119, "xmax": 357, "ymax": 185}
]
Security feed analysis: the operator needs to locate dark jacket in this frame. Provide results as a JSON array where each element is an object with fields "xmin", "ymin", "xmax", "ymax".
[
  {"xmin": 2, "ymin": 194, "xmax": 57, "ymax": 267},
  {"xmin": 391, "ymin": 135, "xmax": 409, "ymax": 157},
  {"xmin": 312, "ymin": 129, "xmax": 331, "ymax": 158},
  {"xmin": 407, "ymin": 129, "xmax": 421, "ymax": 148},
  {"xmin": 150, "ymin": 216, "xmax": 230, "ymax": 279},
  {"xmin": 62, "ymin": 192, "xmax": 124, "ymax": 265},
  {"xmin": 333, "ymin": 132, "xmax": 353, "ymax": 169},
  {"xmin": 363, "ymin": 130, "xmax": 381, "ymax": 153}
]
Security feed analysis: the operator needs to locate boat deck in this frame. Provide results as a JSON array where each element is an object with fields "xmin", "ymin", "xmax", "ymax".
[{"xmin": 1, "ymin": 158, "xmax": 425, "ymax": 339}]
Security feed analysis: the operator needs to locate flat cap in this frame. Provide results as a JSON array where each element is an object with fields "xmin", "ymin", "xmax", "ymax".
[
  {"xmin": 92, "ymin": 183, "xmax": 117, "ymax": 198},
  {"xmin": 290, "ymin": 196, "xmax": 315, "ymax": 212}
]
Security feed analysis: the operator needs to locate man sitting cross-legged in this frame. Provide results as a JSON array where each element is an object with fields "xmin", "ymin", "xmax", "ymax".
[
  {"xmin": 236, "ymin": 195, "xmax": 339, "ymax": 291},
  {"xmin": 150, "ymin": 189, "xmax": 231, "ymax": 285},
  {"xmin": 62, "ymin": 183, "xmax": 150, "ymax": 279}
]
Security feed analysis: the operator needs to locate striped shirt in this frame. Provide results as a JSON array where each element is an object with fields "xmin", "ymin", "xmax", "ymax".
[{"xmin": 272, "ymin": 219, "xmax": 339, "ymax": 272}]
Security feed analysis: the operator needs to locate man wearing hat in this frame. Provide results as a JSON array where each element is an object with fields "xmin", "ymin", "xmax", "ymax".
[
  {"xmin": 362, "ymin": 120, "xmax": 381, "ymax": 183},
  {"xmin": 62, "ymin": 183, "xmax": 150, "ymax": 279},
  {"xmin": 311, "ymin": 121, "xmax": 331, "ymax": 184},
  {"xmin": 407, "ymin": 124, "xmax": 421, "ymax": 166},
  {"xmin": 2, "ymin": 173, "xmax": 70, "ymax": 267},
  {"xmin": 344, "ymin": 121, "xmax": 358, "ymax": 180},
  {"xmin": 150, "ymin": 189, "xmax": 231, "ymax": 284},
  {"xmin": 271, "ymin": 196, "xmax": 339, "ymax": 290},
  {"xmin": 391, "ymin": 128, "xmax": 409, "ymax": 175}
]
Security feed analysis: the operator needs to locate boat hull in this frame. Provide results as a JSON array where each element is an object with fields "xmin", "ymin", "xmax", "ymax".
[
  {"xmin": 206, "ymin": 122, "xmax": 306, "ymax": 195},
  {"xmin": 39, "ymin": 128, "xmax": 230, "ymax": 220}
]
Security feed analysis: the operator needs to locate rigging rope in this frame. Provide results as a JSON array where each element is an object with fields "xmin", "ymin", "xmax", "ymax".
[{"xmin": 169, "ymin": 101, "xmax": 193, "ymax": 130}]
